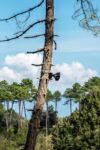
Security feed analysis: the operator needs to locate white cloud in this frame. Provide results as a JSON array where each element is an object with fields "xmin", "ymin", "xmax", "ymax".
[
  {"xmin": 5, "ymin": 53, "xmax": 43, "ymax": 84},
  {"xmin": 50, "ymin": 62, "xmax": 97, "ymax": 92},
  {"xmin": 0, "ymin": 67, "xmax": 21, "ymax": 82},
  {"xmin": 0, "ymin": 53, "xmax": 98, "ymax": 92},
  {"xmin": 5, "ymin": 53, "xmax": 42, "ymax": 70},
  {"xmin": 0, "ymin": 53, "xmax": 43, "ymax": 86}
]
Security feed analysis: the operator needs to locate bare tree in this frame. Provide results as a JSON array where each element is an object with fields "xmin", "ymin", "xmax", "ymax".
[
  {"xmin": 0, "ymin": 0, "xmax": 100, "ymax": 150},
  {"xmin": 73, "ymin": 0, "xmax": 100, "ymax": 35},
  {"xmin": 24, "ymin": 1, "xmax": 54, "ymax": 149}
]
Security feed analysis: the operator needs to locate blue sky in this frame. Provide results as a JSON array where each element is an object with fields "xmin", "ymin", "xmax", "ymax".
[
  {"xmin": 0, "ymin": 0, "xmax": 100, "ymax": 57},
  {"xmin": 0, "ymin": 0, "xmax": 100, "ymax": 117}
]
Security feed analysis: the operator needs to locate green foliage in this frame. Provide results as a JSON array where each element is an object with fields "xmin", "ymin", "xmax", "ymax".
[
  {"xmin": 0, "ymin": 118, "xmax": 28, "ymax": 150},
  {"xmin": 11, "ymin": 79, "xmax": 34, "ymax": 101},
  {"xmin": 53, "ymin": 90, "xmax": 61, "ymax": 111},
  {"xmin": 21, "ymin": 78, "xmax": 37, "ymax": 102},
  {"xmin": 40, "ymin": 106, "xmax": 57, "ymax": 130},
  {"xmin": 0, "ymin": 103, "xmax": 5, "ymax": 113},
  {"xmin": 52, "ymin": 81, "xmax": 100, "ymax": 150},
  {"xmin": 35, "ymin": 133, "xmax": 53, "ymax": 150},
  {"xmin": 0, "ymin": 78, "xmax": 36, "ymax": 149},
  {"xmin": 46, "ymin": 90, "xmax": 53, "ymax": 102},
  {"xmin": 0, "ymin": 104, "xmax": 6, "ymax": 133},
  {"xmin": 1, "ymin": 77, "xmax": 100, "ymax": 150},
  {"xmin": 0, "ymin": 80, "xmax": 14, "ymax": 102},
  {"xmin": 84, "ymin": 77, "xmax": 100, "ymax": 90},
  {"xmin": 64, "ymin": 82, "xmax": 82, "ymax": 103},
  {"xmin": 53, "ymin": 91, "xmax": 61, "ymax": 101}
]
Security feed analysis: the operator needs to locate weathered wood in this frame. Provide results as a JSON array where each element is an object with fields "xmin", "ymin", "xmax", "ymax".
[
  {"xmin": 27, "ymin": 48, "xmax": 44, "ymax": 54},
  {"xmin": 24, "ymin": 0, "xmax": 54, "ymax": 150}
]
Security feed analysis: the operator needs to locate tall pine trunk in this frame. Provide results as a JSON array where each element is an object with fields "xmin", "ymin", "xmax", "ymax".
[
  {"xmin": 23, "ymin": 101, "xmax": 27, "ymax": 119},
  {"xmin": 55, "ymin": 100, "xmax": 57, "ymax": 112},
  {"xmin": 9, "ymin": 101, "xmax": 14, "ymax": 128},
  {"xmin": 46, "ymin": 101, "xmax": 49, "ymax": 136},
  {"xmin": 24, "ymin": 0, "xmax": 54, "ymax": 149},
  {"xmin": 70, "ymin": 99, "xmax": 72, "ymax": 115},
  {"xmin": 18, "ymin": 100, "xmax": 22, "ymax": 132},
  {"xmin": 5, "ymin": 100, "xmax": 9, "ymax": 131}
]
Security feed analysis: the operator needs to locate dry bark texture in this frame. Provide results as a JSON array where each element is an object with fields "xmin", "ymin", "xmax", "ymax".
[{"xmin": 24, "ymin": 0, "xmax": 54, "ymax": 150}]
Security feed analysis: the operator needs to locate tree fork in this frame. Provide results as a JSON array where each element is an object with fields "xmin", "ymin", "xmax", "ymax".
[{"xmin": 24, "ymin": 0, "xmax": 54, "ymax": 150}]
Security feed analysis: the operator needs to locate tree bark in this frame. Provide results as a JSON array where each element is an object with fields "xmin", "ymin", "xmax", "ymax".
[
  {"xmin": 24, "ymin": 0, "xmax": 54, "ymax": 150},
  {"xmin": 46, "ymin": 101, "xmax": 49, "ymax": 136},
  {"xmin": 9, "ymin": 101, "xmax": 14, "ymax": 128},
  {"xmin": 70, "ymin": 99, "xmax": 72, "ymax": 115},
  {"xmin": 23, "ymin": 101, "xmax": 27, "ymax": 119},
  {"xmin": 18, "ymin": 100, "xmax": 21, "ymax": 116},
  {"xmin": 18, "ymin": 100, "xmax": 22, "ymax": 132},
  {"xmin": 6, "ymin": 101, "xmax": 9, "ymax": 131},
  {"xmin": 55, "ymin": 100, "xmax": 57, "ymax": 112}
]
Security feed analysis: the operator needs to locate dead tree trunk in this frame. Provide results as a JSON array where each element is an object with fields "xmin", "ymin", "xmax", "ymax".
[
  {"xmin": 24, "ymin": 0, "xmax": 54, "ymax": 150},
  {"xmin": 46, "ymin": 101, "xmax": 49, "ymax": 136}
]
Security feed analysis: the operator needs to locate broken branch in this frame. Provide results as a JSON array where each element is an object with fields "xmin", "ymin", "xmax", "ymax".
[
  {"xmin": 0, "ymin": 0, "xmax": 45, "ymax": 22},
  {"xmin": 24, "ymin": 34, "xmax": 58, "ymax": 39},
  {"xmin": 24, "ymin": 34, "xmax": 45, "ymax": 39},
  {"xmin": 53, "ymin": 40, "xmax": 57, "ymax": 50},
  {"xmin": 0, "ymin": 20, "xmax": 46, "ymax": 42},
  {"xmin": 32, "ymin": 64, "xmax": 43, "ymax": 66},
  {"xmin": 27, "ymin": 48, "xmax": 44, "ymax": 54}
]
